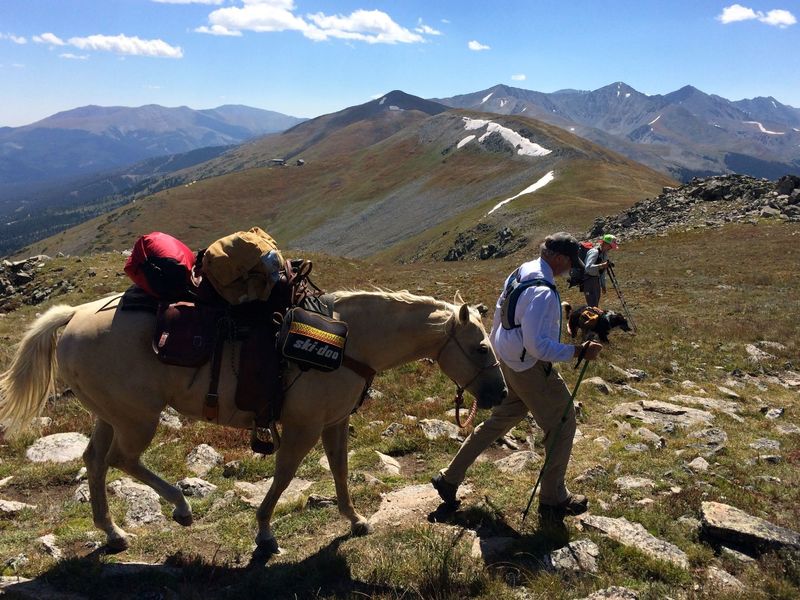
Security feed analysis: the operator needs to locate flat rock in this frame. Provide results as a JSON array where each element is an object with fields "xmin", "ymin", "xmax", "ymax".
[
  {"xmin": 615, "ymin": 476, "xmax": 655, "ymax": 490},
  {"xmin": 607, "ymin": 364, "xmax": 644, "ymax": 382},
  {"xmin": 687, "ymin": 457, "xmax": 710, "ymax": 472},
  {"xmin": 585, "ymin": 376, "xmax": 613, "ymax": 394},
  {"xmin": 375, "ymin": 451, "xmax": 401, "ymax": 475},
  {"xmin": 108, "ymin": 477, "xmax": 165, "ymax": 526},
  {"xmin": 700, "ymin": 501, "xmax": 800, "ymax": 554},
  {"xmin": 494, "ymin": 450, "xmax": 541, "ymax": 474},
  {"xmin": 716, "ymin": 386, "xmax": 740, "ymax": 399},
  {"xmin": 705, "ymin": 566, "xmax": 745, "ymax": 591},
  {"xmin": 25, "ymin": 432, "xmax": 88, "ymax": 463},
  {"xmin": 669, "ymin": 394, "xmax": 743, "ymax": 422},
  {"xmin": 545, "ymin": 539, "xmax": 600, "ymax": 574},
  {"xmin": 0, "ymin": 476, "xmax": 12, "ymax": 488},
  {"xmin": 176, "ymin": 477, "xmax": 217, "ymax": 498},
  {"xmin": 37, "ymin": 534, "xmax": 62, "ymax": 560},
  {"xmin": 419, "ymin": 418, "xmax": 460, "ymax": 441},
  {"xmin": 749, "ymin": 438, "xmax": 780, "ymax": 452},
  {"xmin": 776, "ymin": 422, "xmax": 800, "ymax": 435},
  {"xmin": 369, "ymin": 483, "xmax": 472, "ymax": 527},
  {"xmin": 635, "ymin": 427, "xmax": 665, "ymax": 448},
  {"xmin": 234, "ymin": 478, "xmax": 312, "ymax": 509},
  {"xmin": 185, "ymin": 444, "xmax": 223, "ymax": 476},
  {"xmin": 687, "ymin": 427, "xmax": 728, "ymax": 456},
  {"xmin": 617, "ymin": 384, "xmax": 649, "ymax": 398},
  {"xmin": 611, "ymin": 400, "xmax": 713, "ymax": 429},
  {"xmin": 0, "ymin": 499, "xmax": 37, "ymax": 514},
  {"xmin": 578, "ymin": 514, "xmax": 688, "ymax": 568},
  {"xmin": 745, "ymin": 343, "xmax": 775, "ymax": 363}
]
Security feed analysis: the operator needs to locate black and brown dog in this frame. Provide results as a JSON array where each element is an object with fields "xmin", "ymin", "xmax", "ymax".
[{"xmin": 563, "ymin": 302, "xmax": 631, "ymax": 343}]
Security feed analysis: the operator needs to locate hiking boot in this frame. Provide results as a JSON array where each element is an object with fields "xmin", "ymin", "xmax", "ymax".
[
  {"xmin": 538, "ymin": 494, "xmax": 588, "ymax": 520},
  {"xmin": 431, "ymin": 474, "xmax": 459, "ymax": 507}
]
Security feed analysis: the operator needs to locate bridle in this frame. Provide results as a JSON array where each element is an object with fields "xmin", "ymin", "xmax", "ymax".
[{"xmin": 435, "ymin": 318, "xmax": 500, "ymax": 429}]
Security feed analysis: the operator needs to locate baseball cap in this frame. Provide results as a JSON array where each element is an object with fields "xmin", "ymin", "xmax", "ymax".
[
  {"xmin": 545, "ymin": 231, "xmax": 582, "ymax": 268},
  {"xmin": 601, "ymin": 234, "xmax": 619, "ymax": 249}
]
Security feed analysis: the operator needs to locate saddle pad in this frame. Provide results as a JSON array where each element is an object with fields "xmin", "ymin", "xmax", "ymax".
[{"xmin": 278, "ymin": 306, "xmax": 347, "ymax": 372}]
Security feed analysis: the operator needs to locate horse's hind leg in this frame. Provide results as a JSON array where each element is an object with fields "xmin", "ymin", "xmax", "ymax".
[
  {"xmin": 255, "ymin": 424, "xmax": 321, "ymax": 553},
  {"xmin": 322, "ymin": 417, "xmax": 371, "ymax": 536},
  {"xmin": 106, "ymin": 416, "xmax": 193, "ymax": 526},
  {"xmin": 84, "ymin": 419, "xmax": 129, "ymax": 551}
]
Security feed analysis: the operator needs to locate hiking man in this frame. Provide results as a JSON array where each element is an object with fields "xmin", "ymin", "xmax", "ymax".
[
  {"xmin": 582, "ymin": 234, "xmax": 618, "ymax": 308},
  {"xmin": 432, "ymin": 232, "xmax": 603, "ymax": 520}
]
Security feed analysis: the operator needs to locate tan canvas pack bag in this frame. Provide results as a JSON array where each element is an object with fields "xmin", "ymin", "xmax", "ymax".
[{"xmin": 201, "ymin": 227, "xmax": 284, "ymax": 305}]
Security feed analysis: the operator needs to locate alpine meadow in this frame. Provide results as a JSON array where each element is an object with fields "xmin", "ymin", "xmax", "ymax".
[{"xmin": 1, "ymin": 1, "xmax": 800, "ymax": 599}]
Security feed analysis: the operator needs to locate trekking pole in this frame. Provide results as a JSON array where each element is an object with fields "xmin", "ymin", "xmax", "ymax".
[
  {"xmin": 606, "ymin": 264, "xmax": 637, "ymax": 333},
  {"xmin": 520, "ymin": 349, "xmax": 591, "ymax": 526}
]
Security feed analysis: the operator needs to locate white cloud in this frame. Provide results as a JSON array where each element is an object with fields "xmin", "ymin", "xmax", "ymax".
[
  {"xmin": 718, "ymin": 4, "xmax": 796, "ymax": 27},
  {"xmin": 718, "ymin": 3, "xmax": 759, "ymax": 23},
  {"xmin": 194, "ymin": 24, "xmax": 243, "ymax": 36},
  {"xmin": 468, "ymin": 40, "xmax": 490, "ymax": 51},
  {"xmin": 68, "ymin": 34, "xmax": 183, "ymax": 58},
  {"xmin": 59, "ymin": 53, "xmax": 89, "ymax": 60},
  {"xmin": 33, "ymin": 32, "xmax": 66, "ymax": 46},
  {"xmin": 511, "ymin": 74, "xmax": 526, "ymax": 81},
  {"xmin": 198, "ymin": 1, "xmax": 425, "ymax": 44},
  {"xmin": 415, "ymin": 19, "xmax": 441, "ymax": 35},
  {"xmin": 1, "ymin": 33, "xmax": 27, "ymax": 44},
  {"xmin": 760, "ymin": 9, "xmax": 796, "ymax": 27}
]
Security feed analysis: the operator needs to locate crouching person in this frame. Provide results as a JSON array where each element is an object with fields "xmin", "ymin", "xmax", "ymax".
[{"xmin": 432, "ymin": 232, "xmax": 602, "ymax": 521}]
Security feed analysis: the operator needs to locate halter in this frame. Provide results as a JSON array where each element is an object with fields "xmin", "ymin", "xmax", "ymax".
[{"xmin": 436, "ymin": 318, "xmax": 500, "ymax": 429}]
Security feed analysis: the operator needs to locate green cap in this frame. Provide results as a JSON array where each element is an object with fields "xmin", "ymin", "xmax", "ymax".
[{"xmin": 601, "ymin": 234, "xmax": 619, "ymax": 248}]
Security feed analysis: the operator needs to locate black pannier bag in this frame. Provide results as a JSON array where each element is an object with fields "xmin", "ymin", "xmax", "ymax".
[{"xmin": 278, "ymin": 307, "xmax": 347, "ymax": 372}]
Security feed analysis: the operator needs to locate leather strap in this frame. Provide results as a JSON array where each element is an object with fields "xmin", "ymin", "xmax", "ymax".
[
  {"xmin": 342, "ymin": 355, "xmax": 377, "ymax": 412},
  {"xmin": 203, "ymin": 324, "xmax": 227, "ymax": 421}
]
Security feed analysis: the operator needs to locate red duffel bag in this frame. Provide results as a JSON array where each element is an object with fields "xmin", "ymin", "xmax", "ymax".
[{"xmin": 124, "ymin": 232, "xmax": 196, "ymax": 300}]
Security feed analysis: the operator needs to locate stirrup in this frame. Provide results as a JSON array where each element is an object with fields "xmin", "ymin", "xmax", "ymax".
[{"xmin": 250, "ymin": 423, "xmax": 279, "ymax": 455}]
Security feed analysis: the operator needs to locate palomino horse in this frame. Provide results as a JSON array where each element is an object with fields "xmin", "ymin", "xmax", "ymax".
[{"xmin": 0, "ymin": 290, "xmax": 507, "ymax": 553}]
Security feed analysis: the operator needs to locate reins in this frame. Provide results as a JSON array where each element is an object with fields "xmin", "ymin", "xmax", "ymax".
[{"xmin": 436, "ymin": 319, "xmax": 500, "ymax": 429}]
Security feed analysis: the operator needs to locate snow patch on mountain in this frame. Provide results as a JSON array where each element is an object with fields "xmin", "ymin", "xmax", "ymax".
[
  {"xmin": 461, "ymin": 117, "xmax": 552, "ymax": 157},
  {"xmin": 481, "ymin": 92, "xmax": 493, "ymax": 104},
  {"xmin": 743, "ymin": 121, "xmax": 784, "ymax": 135},
  {"xmin": 457, "ymin": 135, "xmax": 476, "ymax": 149},
  {"xmin": 648, "ymin": 115, "xmax": 661, "ymax": 125},
  {"xmin": 487, "ymin": 170, "xmax": 555, "ymax": 215}
]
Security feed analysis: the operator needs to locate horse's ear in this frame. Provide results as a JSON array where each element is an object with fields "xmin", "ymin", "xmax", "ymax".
[
  {"xmin": 453, "ymin": 290, "xmax": 465, "ymax": 305},
  {"xmin": 458, "ymin": 303, "xmax": 470, "ymax": 323}
]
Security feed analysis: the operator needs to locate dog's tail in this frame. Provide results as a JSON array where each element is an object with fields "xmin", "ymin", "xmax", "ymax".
[{"xmin": 561, "ymin": 301, "xmax": 573, "ymax": 336}]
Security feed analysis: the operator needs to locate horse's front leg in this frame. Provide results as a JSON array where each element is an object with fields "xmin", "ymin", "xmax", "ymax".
[
  {"xmin": 255, "ymin": 424, "xmax": 321, "ymax": 554},
  {"xmin": 322, "ymin": 417, "xmax": 372, "ymax": 536}
]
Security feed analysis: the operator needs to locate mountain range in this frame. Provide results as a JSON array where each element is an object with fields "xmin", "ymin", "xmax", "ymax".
[
  {"xmin": 436, "ymin": 82, "xmax": 800, "ymax": 181},
  {"xmin": 22, "ymin": 90, "xmax": 674, "ymax": 261},
  {"xmin": 0, "ymin": 104, "xmax": 305, "ymax": 200}
]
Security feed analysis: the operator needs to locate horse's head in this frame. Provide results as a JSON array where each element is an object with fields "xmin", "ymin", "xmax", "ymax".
[{"xmin": 437, "ymin": 303, "xmax": 507, "ymax": 409}]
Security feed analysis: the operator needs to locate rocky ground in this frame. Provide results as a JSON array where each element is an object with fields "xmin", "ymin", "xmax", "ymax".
[
  {"xmin": 1, "ymin": 189, "xmax": 799, "ymax": 598},
  {"xmin": 587, "ymin": 174, "xmax": 800, "ymax": 241}
]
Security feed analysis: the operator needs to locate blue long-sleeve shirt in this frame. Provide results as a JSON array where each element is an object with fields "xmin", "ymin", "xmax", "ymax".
[{"xmin": 490, "ymin": 258, "xmax": 575, "ymax": 372}]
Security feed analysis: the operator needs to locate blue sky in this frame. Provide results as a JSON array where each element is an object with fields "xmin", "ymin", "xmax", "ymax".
[{"xmin": 1, "ymin": 1, "xmax": 798, "ymax": 127}]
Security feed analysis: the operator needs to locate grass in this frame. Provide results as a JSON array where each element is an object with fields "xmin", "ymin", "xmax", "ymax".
[{"xmin": 1, "ymin": 219, "xmax": 799, "ymax": 598}]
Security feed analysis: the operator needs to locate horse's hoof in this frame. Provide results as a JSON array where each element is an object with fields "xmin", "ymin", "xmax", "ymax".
[
  {"xmin": 351, "ymin": 520, "xmax": 373, "ymax": 537},
  {"xmin": 255, "ymin": 534, "xmax": 281, "ymax": 556},
  {"xmin": 173, "ymin": 509, "xmax": 193, "ymax": 526},
  {"xmin": 106, "ymin": 535, "xmax": 130, "ymax": 553}
]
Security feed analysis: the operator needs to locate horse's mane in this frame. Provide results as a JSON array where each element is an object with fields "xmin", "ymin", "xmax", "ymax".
[{"xmin": 332, "ymin": 288, "xmax": 458, "ymax": 329}]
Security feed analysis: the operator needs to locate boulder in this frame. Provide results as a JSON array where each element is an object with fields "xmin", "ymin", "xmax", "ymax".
[
  {"xmin": 108, "ymin": 478, "xmax": 165, "ymax": 526},
  {"xmin": 494, "ymin": 451, "xmax": 541, "ymax": 474},
  {"xmin": 185, "ymin": 444, "xmax": 223, "ymax": 476},
  {"xmin": 611, "ymin": 400, "xmax": 713, "ymax": 429},
  {"xmin": 700, "ymin": 501, "xmax": 800, "ymax": 554},
  {"xmin": 545, "ymin": 539, "xmax": 600, "ymax": 574},
  {"xmin": 26, "ymin": 432, "xmax": 88, "ymax": 463},
  {"xmin": 578, "ymin": 514, "xmax": 688, "ymax": 568},
  {"xmin": 234, "ymin": 478, "xmax": 312, "ymax": 509}
]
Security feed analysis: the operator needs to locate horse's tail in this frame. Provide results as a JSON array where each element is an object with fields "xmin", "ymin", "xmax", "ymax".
[{"xmin": 0, "ymin": 304, "xmax": 78, "ymax": 438}]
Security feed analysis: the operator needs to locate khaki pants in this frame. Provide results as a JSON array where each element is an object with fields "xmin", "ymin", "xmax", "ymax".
[{"xmin": 440, "ymin": 360, "xmax": 575, "ymax": 505}]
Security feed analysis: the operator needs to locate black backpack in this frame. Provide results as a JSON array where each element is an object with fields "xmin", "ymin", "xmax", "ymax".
[
  {"xmin": 500, "ymin": 267, "xmax": 557, "ymax": 330},
  {"xmin": 567, "ymin": 241, "xmax": 595, "ymax": 288}
]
